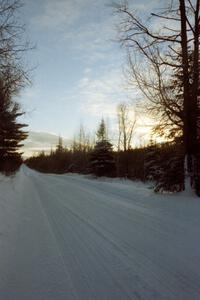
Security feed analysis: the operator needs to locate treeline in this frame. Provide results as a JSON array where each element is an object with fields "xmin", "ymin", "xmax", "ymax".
[{"xmin": 26, "ymin": 120, "xmax": 184, "ymax": 193}]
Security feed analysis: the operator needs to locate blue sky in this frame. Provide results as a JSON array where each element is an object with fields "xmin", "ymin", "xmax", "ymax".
[{"xmin": 18, "ymin": 0, "xmax": 161, "ymax": 151}]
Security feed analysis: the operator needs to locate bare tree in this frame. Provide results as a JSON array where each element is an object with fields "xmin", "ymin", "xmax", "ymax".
[
  {"xmin": 117, "ymin": 102, "xmax": 136, "ymax": 151},
  {"xmin": 0, "ymin": 0, "xmax": 30, "ymax": 82},
  {"xmin": 114, "ymin": 0, "xmax": 200, "ymax": 189},
  {"xmin": 116, "ymin": 102, "xmax": 136, "ymax": 177}
]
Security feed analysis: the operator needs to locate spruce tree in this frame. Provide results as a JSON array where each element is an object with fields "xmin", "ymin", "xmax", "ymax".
[
  {"xmin": 0, "ymin": 0, "xmax": 30, "ymax": 173},
  {"xmin": 0, "ymin": 76, "xmax": 27, "ymax": 173},
  {"xmin": 56, "ymin": 136, "xmax": 64, "ymax": 153},
  {"xmin": 90, "ymin": 119, "xmax": 115, "ymax": 177},
  {"xmin": 154, "ymin": 142, "xmax": 184, "ymax": 193},
  {"xmin": 144, "ymin": 139, "xmax": 160, "ymax": 181}
]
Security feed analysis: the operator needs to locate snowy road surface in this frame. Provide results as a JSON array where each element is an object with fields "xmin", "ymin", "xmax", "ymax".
[{"xmin": 0, "ymin": 166, "xmax": 200, "ymax": 300}]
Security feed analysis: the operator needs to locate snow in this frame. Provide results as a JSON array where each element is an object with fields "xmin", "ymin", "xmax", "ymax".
[{"xmin": 0, "ymin": 165, "xmax": 200, "ymax": 300}]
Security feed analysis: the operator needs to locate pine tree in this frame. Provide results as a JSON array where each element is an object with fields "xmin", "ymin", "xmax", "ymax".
[
  {"xmin": 56, "ymin": 136, "xmax": 64, "ymax": 153},
  {"xmin": 0, "ymin": 0, "xmax": 30, "ymax": 173},
  {"xmin": 144, "ymin": 139, "xmax": 184, "ymax": 193},
  {"xmin": 144, "ymin": 139, "xmax": 160, "ymax": 181},
  {"xmin": 96, "ymin": 118, "xmax": 107, "ymax": 141},
  {"xmin": 154, "ymin": 142, "xmax": 184, "ymax": 193},
  {"xmin": 90, "ymin": 119, "xmax": 115, "ymax": 177},
  {"xmin": 0, "ymin": 76, "xmax": 27, "ymax": 173}
]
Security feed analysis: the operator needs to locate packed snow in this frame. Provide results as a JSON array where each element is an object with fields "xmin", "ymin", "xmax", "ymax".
[{"xmin": 0, "ymin": 165, "xmax": 200, "ymax": 300}]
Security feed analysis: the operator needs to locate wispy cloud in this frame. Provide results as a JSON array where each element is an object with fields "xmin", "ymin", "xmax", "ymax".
[
  {"xmin": 31, "ymin": 0, "xmax": 118, "ymax": 63},
  {"xmin": 22, "ymin": 131, "xmax": 71, "ymax": 157},
  {"xmin": 20, "ymin": 0, "xmax": 161, "ymax": 144},
  {"xmin": 32, "ymin": 0, "xmax": 91, "ymax": 29},
  {"xmin": 77, "ymin": 67, "xmax": 129, "ymax": 116}
]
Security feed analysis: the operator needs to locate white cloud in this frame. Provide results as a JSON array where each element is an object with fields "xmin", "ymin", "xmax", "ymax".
[
  {"xmin": 22, "ymin": 131, "xmax": 72, "ymax": 157},
  {"xmin": 23, "ymin": 0, "xmax": 163, "ymax": 146},
  {"xmin": 77, "ymin": 67, "xmax": 129, "ymax": 117},
  {"xmin": 71, "ymin": 65, "xmax": 158, "ymax": 147},
  {"xmin": 61, "ymin": 15, "xmax": 117, "ymax": 64}
]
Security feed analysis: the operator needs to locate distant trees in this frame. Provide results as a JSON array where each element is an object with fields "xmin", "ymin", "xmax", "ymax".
[
  {"xmin": 26, "ymin": 136, "xmax": 71, "ymax": 174},
  {"xmin": 26, "ymin": 149, "xmax": 72, "ymax": 174},
  {"xmin": 115, "ymin": 0, "xmax": 200, "ymax": 193},
  {"xmin": 71, "ymin": 125, "xmax": 93, "ymax": 173},
  {"xmin": 90, "ymin": 119, "xmax": 115, "ymax": 177},
  {"xmin": 0, "ymin": 0, "xmax": 30, "ymax": 173},
  {"xmin": 26, "ymin": 121, "xmax": 115, "ymax": 178},
  {"xmin": 25, "ymin": 116, "xmax": 186, "ymax": 193},
  {"xmin": 56, "ymin": 136, "xmax": 64, "ymax": 153},
  {"xmin": 26, "ymin": 132, "xmax": 185, "ymax": 193}
]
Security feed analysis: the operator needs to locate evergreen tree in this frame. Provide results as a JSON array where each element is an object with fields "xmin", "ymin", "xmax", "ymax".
[
  {"xmin": 96, "ymin": 118, "xmax": 107, "ymax": 141},
  {"xmin": 0, "ymin": 0, "xmax": 30, "ymax": 173},
  {"xmin": 0, "ymin": 76, "xmax": 27, "ymax": 173},
  {"xmin": 154, "ymin": 142, "xmax": 184, "ymax": 193},
  {"xmin": 90, "ymin": 119, "xmax": 115, "ymax": 177},
  {"xmin": 144, "ymin": 139, "xmax": 160, "ymax": 181},
  {"xmin": 56, "ymin": 136, "xmax": 64, "ymax": 153},
  {"xmin": 144, "ymin": 140, "xmax": 184, "ymax": 193}
]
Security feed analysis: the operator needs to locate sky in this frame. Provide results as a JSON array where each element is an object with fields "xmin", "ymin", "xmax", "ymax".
[{"xmin": 18, "ymin": 0, "xmax": 163, "ymax": 154}]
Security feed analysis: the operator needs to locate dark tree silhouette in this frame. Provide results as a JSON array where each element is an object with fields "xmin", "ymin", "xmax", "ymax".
[
  {"xmin": 115, "ymin": 0, "xmax": 200, "ymax": 193},
  {"xmin": 0, "ymin": 0, "xmax": 30, "ymax": 173},
  {"xmin": 0, "ymin": 76, "xmax": 27, "ymax": 172},
  {"xmin": 90, "ymin": 119, "xmax": 115, "ymax": 177}
]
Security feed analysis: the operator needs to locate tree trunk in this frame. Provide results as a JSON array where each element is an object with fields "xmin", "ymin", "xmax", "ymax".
[
  {"xmin": 179, "ymin": 0, "xmax": 192, "ymax": 182},
  {"xmin": 192, "ymin": 0, "xmax": 200, "ymax": 191}
]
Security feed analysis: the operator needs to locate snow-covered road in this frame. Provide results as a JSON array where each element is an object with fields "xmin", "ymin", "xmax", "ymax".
[{"xmin": 0, "ymin": 165, "xmax": 200, "ymax": 300}]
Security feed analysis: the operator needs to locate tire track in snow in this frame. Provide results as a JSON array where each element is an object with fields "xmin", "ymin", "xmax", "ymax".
[
  {"xmin": 33, "ymin": 177, "xmax": 136, "ymax": 300},
  {"xmin": 20, "ymin": 167, "xmax": 200, "ymax": 300},
  {"xmin": 31, "ymin": 171, "xmax": 199, "ymax": 300}
]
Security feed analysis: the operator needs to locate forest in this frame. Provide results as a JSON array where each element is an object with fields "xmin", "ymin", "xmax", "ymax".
[{"xmin": 1, "ymin": 0, "xmax": 200, "ymax": 195}]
